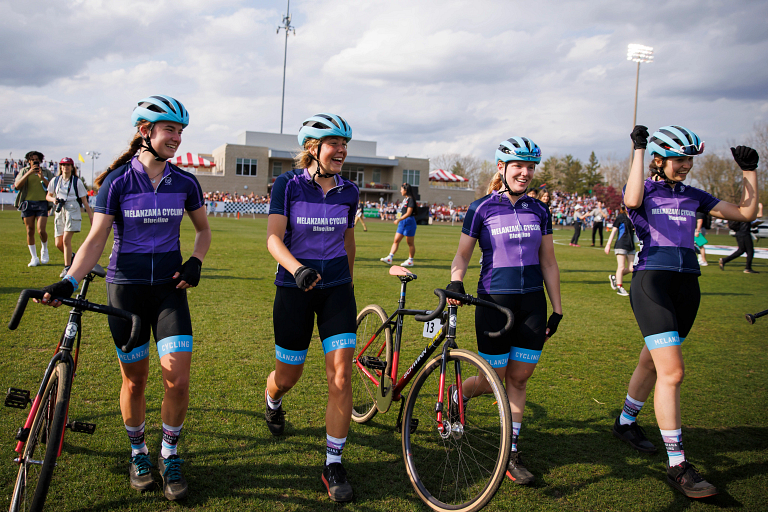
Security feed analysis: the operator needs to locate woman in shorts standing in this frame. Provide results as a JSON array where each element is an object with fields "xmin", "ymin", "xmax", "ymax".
[
  {"xmin": 264, "ymin": 113, "xmax": 359, "ymax": 503},
  {"xmin": 604, "ymin": 204, "xmax": 635, "ymax": 296},
  {"xmin": 446, "ymin": 137, "xmax": 563, "ymax": 486},
  {"xmin": 46, "ymin": 157, "xmax": 94, "ymax": 277},
  {"xmin": 613, "ymin": 125, "xmax": 759, "ymax": 498},
  {"xmin": 380, "ymin": 183, "xmax": 417, "ymax": 266},
  {"xmin": 39, "ymin": 95, "xmax": 210, "ymax": 501}
]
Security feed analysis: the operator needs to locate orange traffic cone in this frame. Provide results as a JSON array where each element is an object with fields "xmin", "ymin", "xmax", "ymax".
[{"xmin": 237, "ymin": 211, "xmax": 240, "ymax": 220}]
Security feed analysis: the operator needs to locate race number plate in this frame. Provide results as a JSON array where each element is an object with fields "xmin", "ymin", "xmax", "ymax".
[{"xmin": 422, "ymin": 318, "xmax": 443, "ymax": 338}]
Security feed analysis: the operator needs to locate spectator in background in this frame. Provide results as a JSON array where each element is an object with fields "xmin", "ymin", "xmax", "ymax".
[
  {"xmin": 605, "ymin": 204, "xmax": 635, "ymax": 296},
  {"xmin": 694, "ymin": 211, "xmax": 710, "ymax": 266},
  {"xmin": 720, "ymin": 202, "xmax": 763, "ymax": 273},
  {"xmin": 591, "ymin": 201, "xmax": 608, "ymax": 247},
  {"xmin": 14, "ymin": 151, "xmax": 54, "ymax": 267},
  {"xmin": 569, "ymin": 205, "xmax": 584, "ymax": 246},
  {"xmin": 354, "ymin": 201, "xmax": 367, "ymax": 231},
  {"xmin": 380, "ymin": 183, "xmax": 417, "ymax": 267}
]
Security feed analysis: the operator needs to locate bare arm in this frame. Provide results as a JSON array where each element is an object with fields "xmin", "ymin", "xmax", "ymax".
[
  {"xmin": 173, "ymin": 206, "xmax": 212, "ymax": 289},
  {"xmin": 623, "ymin": 148, "xmax": 646, "ymax": 209},
  {"xmin": 539, "ymin": 234, "xmax": 562, "ymax": 339},
  {"xmin": 81, "ymin": 195, "xmax": 94, "ymax": 224},
  {"xmin": 266, "ymin": 214, "xmax": 321, "ymax": 290},
  {"xmin": 449, "ymin": 233, "xmax": 477, "ymax": 282},
  {"xmin": 604, "ymin": 227, "xmax": 618, "ymax": 255},
  {"xmin": 709, "ymin": 171, "xmax": 760, "ymax": 222},
  {"xmin": 14, "ymin": 168, "xmax": 32, "ymax": 189},
  {"xmin": 344, "ymin": 227, "xmax": 355, "ymax": 280}
]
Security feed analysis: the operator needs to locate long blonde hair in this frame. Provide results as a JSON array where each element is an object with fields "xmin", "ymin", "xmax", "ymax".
[
  {"xmin": 487, "ymin": 171, "xmax": 503, "ymax": 194},
  {"xmin": 294, "ymin": 139, "xmax": 321, "ymax": 169},
  {"xmin": 95, "ymin": 120, "xmax": 150, "ymax": 188}
]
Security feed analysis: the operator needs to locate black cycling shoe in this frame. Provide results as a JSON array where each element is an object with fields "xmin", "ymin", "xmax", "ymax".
[
  {"xmin": 667, "ymin": 461, "xmax": 718, "ymax": 498},
  {"xmin": 321, "ymin": 462, "xmax": 353, "ymax": 502},
  {"xmin": 612, "ymin": 416, "xmax": 658, "ymax": 453},
  {"xmin": 128, "ymin": 452, "xmax": 155, "ymax": 491},
  {"xmin": 158, "ymin": 454, "xmax": 188, "ymax": 501},
  {"xmin": 506, "ymin": 451, "xmax": 534, "ymax": 485},
  {"xmin": 264, "ymin": 388, "xmax": 285, "ymax": 436}
]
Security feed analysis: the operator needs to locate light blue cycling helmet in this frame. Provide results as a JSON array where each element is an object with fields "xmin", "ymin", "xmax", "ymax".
[
  {"xmin": 495, "ymin": 137, "xmax": 542, "ymax": 164},
  {"xmin": 647, "ymin": 125, "xmax": 704, "ymax": 158},
  {"xmin": 131, "ymin": 95, "xmax": 189, "ymax": 127},
  {"xmin": 298, "ymin": 113, "xmax": 352, "ymax": 146}
]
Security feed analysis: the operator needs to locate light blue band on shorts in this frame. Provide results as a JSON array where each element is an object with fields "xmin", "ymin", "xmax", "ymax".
[
  {"xmin": 322, "ymin": 333, "xmax": 357, "ymax": 354},
  {"xmin": 276, "ymin": 346, "xmax": 308, "ymax": 365},
  {"xmin": 645, "ymin": 331, "xmax": 681, "ymax": 351},
  {"xmin": 479, "ymin": 351, "xmax": 509, "ymax": 368},
  {"xmin": 116, "ymin": 342, "xmax": 150, "ymax": 364},
  {"xmin": 510, "ymin": 347, "xmax": 542, "ymax": 363},
  {"xmin": 157, "ymin": 335, "xmax": 193, "ymax": 358}
]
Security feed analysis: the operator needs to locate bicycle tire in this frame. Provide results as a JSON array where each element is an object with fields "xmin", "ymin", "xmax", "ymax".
[
  {"xmin": 402, "ymin": 349, "xmax": 511, "ymax": 512},
  {"xmin": 10, "ymin": 362, "xmax": 71, "ymax": 512},
  {"xmin": 351, "ymin": 304, "xmax": 392, "ymax": 423}
]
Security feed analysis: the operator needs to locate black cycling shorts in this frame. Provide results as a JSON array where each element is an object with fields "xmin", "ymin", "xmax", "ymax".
[
  {"xmin": 273, "ymin": 283, "xmax": 357, "ymax": 365},
  {"xmin": 107, "ymin": 282, "xmax": 193, "ymax": 364},
  {"xmin": 629, "ymin": 270, "xmax": 700, "ymax": 351},
  {"xmin": 475, "ymin": 291, "xmax": 547, "ymax": 368}
]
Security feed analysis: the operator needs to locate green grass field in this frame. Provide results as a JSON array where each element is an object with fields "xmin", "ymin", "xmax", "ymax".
[{"xmin": 0, "ymin": 210, "xmax": 766, "ymax": 511}]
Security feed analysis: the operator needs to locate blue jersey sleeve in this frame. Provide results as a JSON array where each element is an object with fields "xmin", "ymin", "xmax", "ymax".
[
  {"xmin": 94, "ymin": 167, "xmax": 124, "ymax": 216},
  {"xmin": 462, "ymin": 195, "xmax": 491, "ymax": 238},
  {"xmin": 269, "ymin": 172, "xmax": 291, "ymax": 216},
  {"xmin": 177, "ymin": 167, "xmax": 204, "ymax": 211}
]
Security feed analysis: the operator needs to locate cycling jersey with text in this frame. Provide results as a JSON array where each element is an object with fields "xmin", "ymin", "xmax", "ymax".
[
  {"xmin": 462, "ymin": 191, "xmax": 552, "ymax": 294},
  {"xmin": 94, "ymin": 157, "xmax": 205, "ymax": 285},
  {"xmin": 269, "ymin": 169, "xmax": 359, "ymax": 289},
  {"xmin": 626, "ymin": 179, "xmax": 719, "ymax": 274}
]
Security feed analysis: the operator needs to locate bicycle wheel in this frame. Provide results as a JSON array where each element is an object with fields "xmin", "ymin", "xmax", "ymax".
[
  {"xmin": 402, "ymin": 349, "xmax": 511, "ymax": 512},
  {"xmin": 351, "ymin": 304, "xmax": 392, "ymax": 423},
  {"xmin": 10, "ymin": 362, "xmax": 71, "ymax": 512}
]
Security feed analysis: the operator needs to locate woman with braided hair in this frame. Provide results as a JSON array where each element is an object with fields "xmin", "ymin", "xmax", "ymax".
[
  {"xmin": 264, "ymin": 113, "xmax": 359, "ymax": 502},
  {"xmin": 37, "ymin": 94, "xmax": 210, "ymax": 501},
  {"xmin": 613, "ymin": 124, "xmax": 759, "ymax": 498}
]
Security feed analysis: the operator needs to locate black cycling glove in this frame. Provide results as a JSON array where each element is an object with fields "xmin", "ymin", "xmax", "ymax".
[
  {"xmin": 177, "ymin": 256, "xmax": 202, "ymax": 287},
  {"xmin": 630, "ymin": 125, "xmax": 649, "ymax": 150},
  {"xmin": 294, "ymin": 265, "xmax": 319, "ymax": 291},
  {"xmin": 446, "ymin": 281, "xmax": 465, "ymax": 295},
  {"xmin": 545, "ymin": 312, "xmax": 563, "ymax": 338},
  {"xmin": 731, "ymin": 146, "xmax": 759, "ymax": 171},
  {"xmin": 41, "ymin": 280, "xmax": 75, "ymax": 301}
]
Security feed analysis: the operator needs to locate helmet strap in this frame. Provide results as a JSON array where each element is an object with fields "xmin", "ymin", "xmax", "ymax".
[
  {"xmin": 139, "ymin": 124, "xmax": 166, "ymax": 162},
  {"xmin": 652, "ymin": 157, "xmax": 677, "ymax": 186},
  {"xmin": 498, "ymin": 163, "xmax": 527, "ymax": 198},
  {"xmin": 309, "ymin": 141, "xmax": 335, "ymax": 189}
]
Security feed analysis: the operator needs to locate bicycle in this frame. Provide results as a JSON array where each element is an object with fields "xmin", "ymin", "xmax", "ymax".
[
  {"xmin": 5, "ymin": 264, "xmax": 141, "ymax": 512},
  {"xmin": 352, "ymin": 265, "xmax": 514, "ymax": 512}
]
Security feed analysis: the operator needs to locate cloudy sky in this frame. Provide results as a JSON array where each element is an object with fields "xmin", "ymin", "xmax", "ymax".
[{"xmin": 2, "ymin": 0, "xmax": 767, "ymax": 176}]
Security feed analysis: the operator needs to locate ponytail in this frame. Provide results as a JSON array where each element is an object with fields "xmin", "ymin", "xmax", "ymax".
[
  {"xmin": 486, "ymin": 172, "xmax": 503, "ymax": 195},
  {"xmin": 294, "ymin": 139, "xmax": 320, "ymax": 170},
  {"xmin": 95, "ymin": 121, "xmax": 149, "ymax": 188}
]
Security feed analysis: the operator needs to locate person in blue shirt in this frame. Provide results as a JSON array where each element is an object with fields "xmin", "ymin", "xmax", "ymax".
[{"xmin": 38, "ymin": 95, "xmax": 211, "ymax": 501}]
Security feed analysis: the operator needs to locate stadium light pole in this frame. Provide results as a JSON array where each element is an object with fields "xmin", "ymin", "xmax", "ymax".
[
  {"xmin": 85, "ymin": 151, "xmax": 100, "ymax": 187},
  {"xmin": 627, "ymin": 44, "xmax": 653, "ymax": 168},
  {"xmin": 277, "ymin": 0, "xmax": 296, "ymax": 134}
]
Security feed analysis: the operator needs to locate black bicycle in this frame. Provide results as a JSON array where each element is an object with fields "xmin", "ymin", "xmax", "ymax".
[
  {"xmin": 6, "ymin": 264, "xmax": 141, "ymax": 512},
  {"xmin": 352, "ymin": 266, "xmax": 514, "ymax": 512}
]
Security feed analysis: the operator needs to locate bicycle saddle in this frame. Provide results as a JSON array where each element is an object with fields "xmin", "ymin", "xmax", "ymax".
[
  {"xmin": 389, "ymin": 266, "xmax": 416, "ymax": 281},
  {"xmin": 90, "ymin": 263, "xmax": 106, "ymax": 278}
]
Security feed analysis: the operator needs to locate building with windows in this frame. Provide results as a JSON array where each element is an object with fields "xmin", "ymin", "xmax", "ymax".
[{"xmin": 192, "ymin": 131, "xmax": 475, "ymax": 206}]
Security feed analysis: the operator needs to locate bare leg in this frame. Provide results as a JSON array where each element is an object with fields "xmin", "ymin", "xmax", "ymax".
[
  {"xmin": 324, "ymin": 347, "xmax": 354, "ymax": 438},
  {"xmin": 160, "ymin": 351, "xmax": 192, "ymax": 426},
  {"xmin": 389, "ymin": 233, "xmax": 404, "ymax": 256},
  {"xmin": 267, "ymin": 360, "xmax": 304, "ymax": 400},
  {"xmin": 119, "ymin": 357, "xmax": 150, "ymax": 427},
  {"xmin": 36, "ymin": 216, "xmax": 48, "ymax": 244},
  {"xmin": 405, "ymin": 236, "xmax": 415, "ymax": 259},
  {"xmin": 647, "ymin": 345, "xmax": 684, "ymax": 430}
]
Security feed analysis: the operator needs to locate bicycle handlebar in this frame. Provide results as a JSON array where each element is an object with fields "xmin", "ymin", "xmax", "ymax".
[
  {"xmin": 8, "ymin": 289, "xmax": 142, "ymax": 353},
  {"xmin": 415, "ymin": 288, "xmax": 514, "ymax": 338}
]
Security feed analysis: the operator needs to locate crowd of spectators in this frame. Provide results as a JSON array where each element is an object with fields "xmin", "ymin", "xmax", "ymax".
[{"xmin": 203, "ymin": 191, "xmax": 270, "ymax": 204}]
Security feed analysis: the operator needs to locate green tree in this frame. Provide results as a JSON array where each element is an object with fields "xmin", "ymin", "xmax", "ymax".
[
  {"xmin": 561, "ymin": 155, "xmax": 585, "ymax": 194},
  {"xmin": 583, "ymin": 152, "xmax": 604, "ymax": 193}
]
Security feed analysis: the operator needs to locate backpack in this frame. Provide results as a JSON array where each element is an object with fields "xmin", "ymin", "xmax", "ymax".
[{"xmin": 52, "ymin": 174, "xmax": 84, "ymax": 208}]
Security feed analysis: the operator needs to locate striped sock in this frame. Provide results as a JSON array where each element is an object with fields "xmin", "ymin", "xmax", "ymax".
[
  {"xmin": 125, "ymin": 421, "xmax": 148, "ymax": 457},
  {"xmin": 511, "ymin": 422, "xmax": 522, "ymax": 452},
  {"xmin": 266, "ymin": 390, "xmax": 282, "ymax": 410},
  {"xmin": 161, "ymin": 422, "xmax": 183, "ymax": 458},
  {"xmin": 619, "ymin": 394, "xmax": 645, "ymax": 425},
  {"xmin": 326, "ymin": 434, "xmax": 346, "ymax": 465},
  {"xmin": 660, "ymin": 428, "xmax": 685, "ymax": 467}
]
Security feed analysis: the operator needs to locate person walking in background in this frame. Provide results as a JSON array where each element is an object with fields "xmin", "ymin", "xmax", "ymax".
[
  {"xmin": 605, "ymin": 204, "xmax": 635, "ymax": 296},
  {"xmin": 14, "ymin": 151, "xmax": 54, "ymax": 267},
  {"xmin": 380, "ymin": 183, "xmax": 417, "ymax": 267},
  {"xmin": 569, "ymin": 205, "xmax": 584, "ymax": 246},
  {"xmin": 446, "ymin": 136, "xmax": 562, "ymax": 486},
  {"xmin": 46, "ymin": 157, "xmax": 94, "ymax": 277},
  {"xmin": 265, "ymin": 113, "xmax": 359, "ymax": 503},
  {"xmin": 614, "ymin": 124, "xmax": 759, "ymax": 499},
  {"xmin": 353, "ymin": 201, "xmax": 367, "ymax": 231},
  {"xmin": 591, "ymin": 201, "xmax": 608, "ymax": 246},
  {"xmin": 694, "ymin": 211, "xmax": 710, "ymax": 266},
  {"xmin": 719, "ymin": 203, "xmax": 763, "ymax": 273}
]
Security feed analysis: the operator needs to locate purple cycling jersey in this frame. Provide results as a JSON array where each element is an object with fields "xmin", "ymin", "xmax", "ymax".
[
  {"xmin": 269, "ymin": 169, "xmax": 359, "ymax": 288},
  {"xmin": 462, "ymin": 191, "xmax": 552, "ymax": 294},
  {"xmin": 94, "ymin": 157, "xmax": 205, "ymax": 285},
  {"xmin": 626, "ymin": 178, "xmax": 719, "ymax": 274}
]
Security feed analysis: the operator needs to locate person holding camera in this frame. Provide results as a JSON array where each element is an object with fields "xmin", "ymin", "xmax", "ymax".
[
  {"xmin": 14, "ymin": 150, "xmax": 54, "ymax": 267},
  {"xmin": 46, "ymin": 157, "xmax": 93, "ymax": 277}
]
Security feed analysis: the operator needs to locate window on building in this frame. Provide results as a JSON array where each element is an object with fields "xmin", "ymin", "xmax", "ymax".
[
  {"xmin": 402, "ymin": 169, "xmax": 420, "ymax": 187},
  {"xmin": 272, "ymin": 161, "xmax": 283, "ymax": 177},
  {"xmin": 236, "ymin": 158, "xmax": 257, "ymax": 176},
  {"xmin": 341, "ymin": 166, "xmax": 364, "ymax": 186},
  {"xmin": 372, "ymin": 168, "xmax": 381, "ymax": 183}
]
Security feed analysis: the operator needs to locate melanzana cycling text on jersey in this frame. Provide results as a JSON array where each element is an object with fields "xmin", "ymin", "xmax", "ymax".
[
  {"xmin": 627, "ymin": 179, "xmax": 719, "ymax": 274},
  {"xmin": 462, "ymin": 191, "xmax": 553, "ymax": 294},
  {"xmin": 94, "ymin": 157, "xmax": 205, "ymax": 284},
  {"xmin": 270, "ymin": 169, "xmax": 359, "ymax": 288}
]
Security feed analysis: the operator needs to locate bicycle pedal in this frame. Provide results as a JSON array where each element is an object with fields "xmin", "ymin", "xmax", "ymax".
[
  {"xmin": 67, "ymin": 421, "xmax": 96, "ymax": 435},
  {"xmin": 15, "ymin": 427, "xmax": 30, "ymax": 442},
  {"xmin": 359, "ymin": 356, "xmax": 387, "ymax": 371},
  {"xmin": 5, "ymin": 388, "xmax": 31, "ymax": 409},
  {"xmin": 409, "ymin": 418, "xmax": 419, "ymax": 434}
]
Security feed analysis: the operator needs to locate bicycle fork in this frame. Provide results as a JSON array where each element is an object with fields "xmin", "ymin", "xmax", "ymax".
[{"xmin": 436, "ymin": 305, "xmax": 464, "ymax": 439}]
